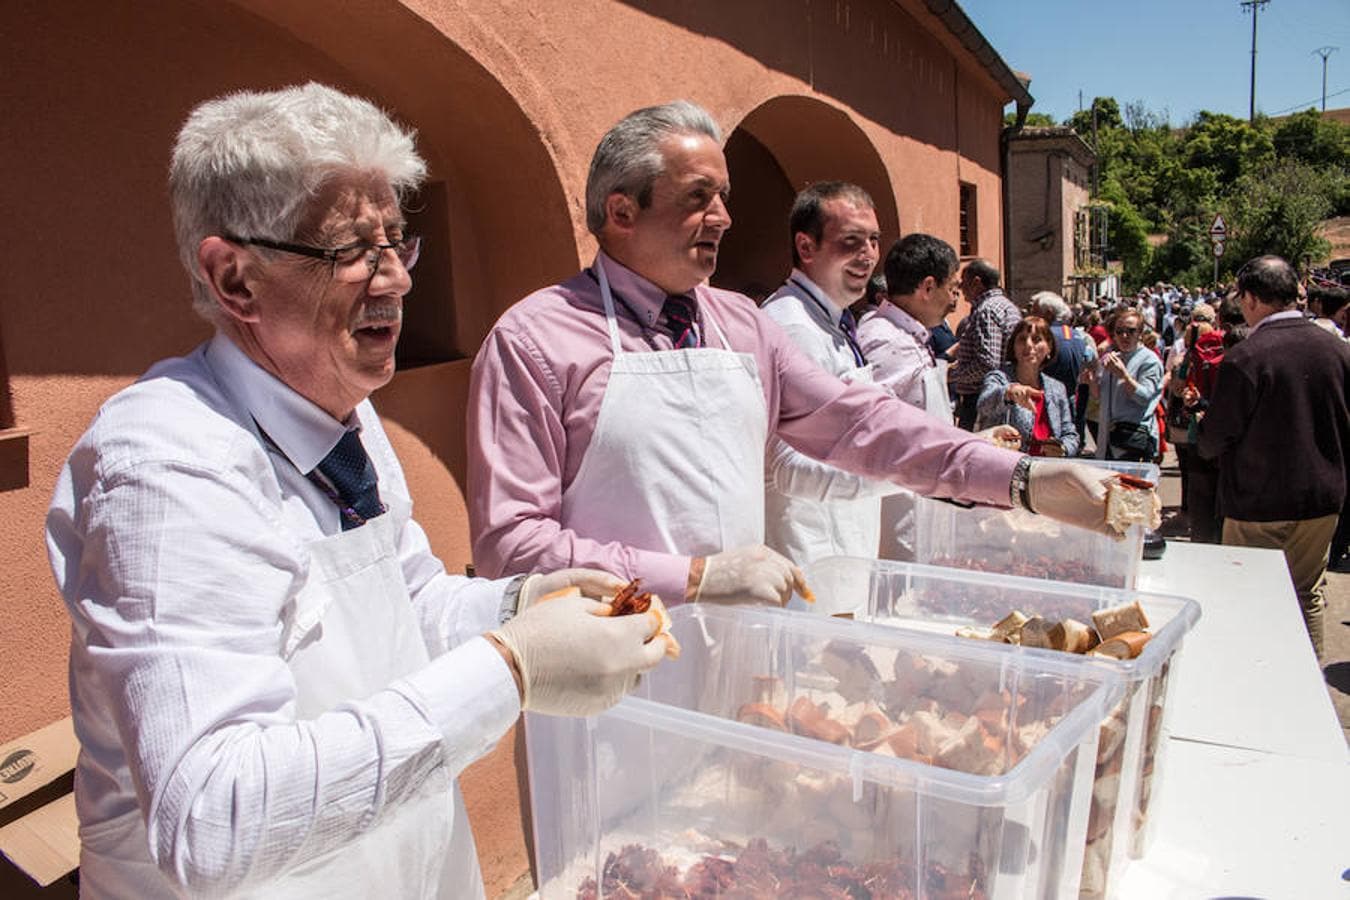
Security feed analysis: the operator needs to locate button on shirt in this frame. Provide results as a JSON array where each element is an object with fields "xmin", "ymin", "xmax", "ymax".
[
  {"xmin": 467, "ymin": 251, "xmax": 1021, "ymax": 603},
  {"xmin": 857, "ymin": 299, "xmax": 940, "ymax": 409},
  {"xmin": 46, "ymin": 332, "xmax": 518, "ymax": 890}
]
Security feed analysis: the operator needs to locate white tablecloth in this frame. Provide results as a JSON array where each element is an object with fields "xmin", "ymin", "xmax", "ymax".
[{"xmin": 1124, "ymin": 542, "xmax": 1349, "ymax": 898}]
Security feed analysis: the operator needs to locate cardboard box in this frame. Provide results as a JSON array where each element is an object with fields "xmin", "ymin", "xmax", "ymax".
[{"xmin": 0, "ymin": 718, "xmax": 80, "ymax": 887}]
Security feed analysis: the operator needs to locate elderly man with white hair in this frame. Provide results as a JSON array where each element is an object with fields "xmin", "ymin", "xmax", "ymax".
[{"xmin": 46, "ymin": 83, "xmax": 666, "ymax": 899}]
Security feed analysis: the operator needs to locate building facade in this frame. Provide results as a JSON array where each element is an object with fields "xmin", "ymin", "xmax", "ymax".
[
  {"xmin": 1, "ymin": 0, "xmax": 1027, "ymax": 892},
  {"xmin": 1006, "ymin": 126, "xmax": 1097, "ymax": 304}
]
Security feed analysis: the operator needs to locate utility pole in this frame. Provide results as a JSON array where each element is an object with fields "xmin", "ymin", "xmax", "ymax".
[
  {"xmin": 1314, "ymin": 47, "xmax": 1338, "ymax": 112},
  {"xmin": 1241, "ymin": 0, "xmax": 1270, "ymax": 123}
]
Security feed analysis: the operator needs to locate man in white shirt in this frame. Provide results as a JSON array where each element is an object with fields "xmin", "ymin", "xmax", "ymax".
[
  {"xmin": 45, "ymin": 84, "xmax": 664, "ymax": 900},
  {"xmin": 760, "ymin": 181, "xmax": 896, "ymax": 568},
  {"xmin": 856, "ymin": 233, "xmax": 962, "ymax": 558}
]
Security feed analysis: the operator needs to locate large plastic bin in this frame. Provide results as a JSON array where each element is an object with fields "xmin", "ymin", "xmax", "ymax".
[
  {"xmin": 807, "ymin": 558, "xmax": 1201, "ymax": 899},
  {"xmin": 527, "ymin": 604, "xmax": 1123, "ymax": 899},
  {"xmin": 909, "ymin": 460, "xmax": 1160, "ymax": 589}
]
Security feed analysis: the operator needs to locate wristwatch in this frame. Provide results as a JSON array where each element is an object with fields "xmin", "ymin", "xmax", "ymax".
[
  {"xmin": 1010, "ymin": 456, "xmax": 1035, "ymax": 512},
  {"xmin": 498, "ymin": 574, "xmax": 530, "ymax": 625}
]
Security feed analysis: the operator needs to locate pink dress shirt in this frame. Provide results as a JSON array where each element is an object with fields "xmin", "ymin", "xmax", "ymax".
[
  {"xmin": 857, "ymin": 299, "xmax": 939, "ymax": 409},
  {"xmin": 467, "ymin": 252, "xmax": 1020, "ymax": 603}
]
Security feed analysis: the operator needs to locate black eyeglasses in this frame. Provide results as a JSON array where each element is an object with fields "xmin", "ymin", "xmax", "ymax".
[
  {"xmin": 1114, "ymin": 326, "xmax": 1140, "ymax": 336},
  {"xmin": 228, "ymin": 234, "xmax": 421, "ymax": 283}
]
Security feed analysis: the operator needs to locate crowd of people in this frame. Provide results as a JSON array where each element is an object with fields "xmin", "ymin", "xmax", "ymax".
[
  {"xmin": 40, "ymin": 81, "xmax": 1347, "ymax": 897},
  {"xmin": 854, "ymin": 260, "xmax": 1349, "ymax": 662}
]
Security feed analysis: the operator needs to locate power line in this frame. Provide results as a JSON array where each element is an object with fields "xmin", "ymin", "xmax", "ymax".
[{"xmin": 1268, "ymin": 85, "xmax": 1350, "ymax": 116}]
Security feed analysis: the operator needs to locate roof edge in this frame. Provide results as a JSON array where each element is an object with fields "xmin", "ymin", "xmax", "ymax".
[{"xmin": 920, "ymin": 0, "xmax": 1034, "ymax": 112}]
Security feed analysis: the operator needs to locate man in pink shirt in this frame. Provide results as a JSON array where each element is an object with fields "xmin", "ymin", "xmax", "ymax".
[{"xmin": 467, "ymin": 101, "xmax": 1125, "ymax": 607}]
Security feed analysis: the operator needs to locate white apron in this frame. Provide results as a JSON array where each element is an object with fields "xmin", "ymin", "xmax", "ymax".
[
  {"xmin": 560, "ymin": 257, "xmax": 768, "ymax": 557},
  {"xmin": 765, "ymin": 360, "xmax": 882, "ymax": 573},
  {"xmin": 76, "ymin": 486, "xmax": 480, "ymax": 900},
  {"xmin": 878, "ymin": 359, "xmax": 951, "ymax": 562}
]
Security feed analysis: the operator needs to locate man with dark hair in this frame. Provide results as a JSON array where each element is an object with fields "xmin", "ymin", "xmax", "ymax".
[
  {"xmin": 952, "ymin": 258, "xmax": 1021, "ymax": 429},
  {"xmin": 856, "ymin": 233, "xmax": 962, "ymax": 557},
  {"xmin": 858, "ymin": 233, "xmax": 960, "ymax": 417},
  {"xmin": 1198, "ymin": 255, "xmax": 1350, "ymax": 658},
  {"xmin": 760, "ymin": 181, "xmax": 893, "ymax": 566},
  {"xmin": 1308, "ymin": 280, "xmax": 1349, "ymax": 337}
]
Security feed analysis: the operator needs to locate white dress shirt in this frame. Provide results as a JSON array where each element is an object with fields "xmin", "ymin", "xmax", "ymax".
[
  {"xmin": 760, "ymin": 272, "xmax": 894, "ymax": 566},
  {"xmin": 46, "ymin": 332, "xmax": 518, "ymax": 893}
]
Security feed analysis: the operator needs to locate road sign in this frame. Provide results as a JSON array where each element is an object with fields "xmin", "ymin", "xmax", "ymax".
[
  {"xmin": 1213, "ymin": 240, "xmax": 1225, "ymax": 258},
  {"xmin": 1209, "ymin": 214, "xmax": 1228, "ymax": 238}
]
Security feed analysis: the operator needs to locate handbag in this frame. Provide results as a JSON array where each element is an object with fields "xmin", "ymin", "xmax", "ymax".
[{"xmin": 1108, "ymin": 420, "xmax": 1155, "ymax": 456}]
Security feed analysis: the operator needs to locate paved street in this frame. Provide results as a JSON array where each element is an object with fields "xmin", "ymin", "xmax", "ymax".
[{"xmin": 1154, "ymin": 449, "xmax": 1350, "ymax": 748}]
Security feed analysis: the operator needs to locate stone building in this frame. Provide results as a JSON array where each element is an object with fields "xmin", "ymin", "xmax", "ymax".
[
  {"xmin": 1005, "ymin": 126, "xmax": 1098, "ymax": 305},
  {"xmin": 1, "ymin": 1, "xmax": 1030, "ymax": 893}
]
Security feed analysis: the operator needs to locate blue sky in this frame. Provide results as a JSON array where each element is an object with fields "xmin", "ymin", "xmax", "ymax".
[{"xmin": 959, "ymin": 0, "xmax": 1350, "ymax": 124}]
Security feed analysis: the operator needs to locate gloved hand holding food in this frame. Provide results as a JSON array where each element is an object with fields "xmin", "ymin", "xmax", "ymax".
[
  {"xmin": 488, "ymin": 590, "xmax": 667, "ymax": 716},
  {"xmin": 1024, "ymin": 459, "xmax": 1160, "ymax": 537}
]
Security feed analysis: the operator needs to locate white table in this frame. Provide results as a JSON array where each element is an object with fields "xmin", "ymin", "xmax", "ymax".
[
  {"xmin": 1138, "ymin": 542, "xmax": 1346, "ymax": 762},
  {"xmin": 1122, "ymin": 542, "xmax": 1350, "ymax": 898}
]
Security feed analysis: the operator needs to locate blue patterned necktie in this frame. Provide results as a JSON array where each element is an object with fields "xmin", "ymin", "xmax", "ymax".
[
  {"xmin": 839, "ymin": 308, "xmax": 866, "ymax": 367},
  {"xmin": 662, "ymin": 293, "xmax": 700, "ymax": 349},
  {"xmin": 313, "ymin": 430, "xmax": 385, "ymax": 530}
]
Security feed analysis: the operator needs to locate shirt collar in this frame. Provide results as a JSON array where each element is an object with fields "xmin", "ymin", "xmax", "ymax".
[
  {"xmin": 788, "ymin": 269, "xmax": 846, "ymax": 322},
  {"xmin": 204, "ymin": 332, "xmax": 354, "ymax": 474},
  {"xmin": 875, "ymin": 299, "xmax": 931, "ymax": 345},
  {"xmin": 1250, "ymin": 308, "xmax": 1303, "ymax": 333},
  {"xmin": 595, "ymin": 250, "xmax": 674, "ymax": 329},
  {"xmin": 973, "ymin": 287, "xmax": 1005, "ymax": 309}
]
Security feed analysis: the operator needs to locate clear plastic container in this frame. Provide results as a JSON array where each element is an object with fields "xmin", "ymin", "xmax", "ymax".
[
  {"xmin": 527, "ymin": 604, "xmax": 1123, "ymax": 899},
  {"xmin": 908, "ymin": 460, "xmax": 1160, "ymax": 589},
  {"xmin": 806, "ymin": 558, "xmax": 1201, "ymax": 899}
]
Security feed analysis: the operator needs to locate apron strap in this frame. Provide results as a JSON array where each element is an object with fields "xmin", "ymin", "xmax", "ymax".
[{"xmin": 594, "ymin": 255, "xmax": 626, "ymax": 358}]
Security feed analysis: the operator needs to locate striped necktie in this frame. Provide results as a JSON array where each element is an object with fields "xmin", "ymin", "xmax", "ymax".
[
  {"xmin": 662, "ymin": 293, "xmax": 700, "ymax": 349},
  {"xmin": 839, "ymin": 308, "xmax": 866, "ymax": 366},
  {"xmin": 313, "ymin": 430, "xmax": 385, "ymax": 530}
]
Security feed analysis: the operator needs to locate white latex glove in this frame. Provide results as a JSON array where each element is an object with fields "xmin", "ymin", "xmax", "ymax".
[
  {"xmin": 976, "ymin": 424, "xmax": 1022, "ymax": 450},
  {"xmin": 519, "ymin": 567, "xmax": 628, "ymax": 609},
  {"xmin": 489, "ymin": 592, "xmax": 667, "ymax": 716},
  {"xmin": 695, "ymin": 544, "xmax": 806, "ymax": 606},
  {"xmin": 1026, "ymin": 459, "xmax": 1117, "ymax": 537}
]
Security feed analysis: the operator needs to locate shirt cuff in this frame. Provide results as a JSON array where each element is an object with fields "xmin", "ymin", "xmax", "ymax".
[
  {"xmin": 960, "ymin": 443, "xmax": 1023, "ymax": 508},
  {"xmin": 642, "ymin": 552, "xmax": 696, "ymax": 609},
  {"xmin": 395, "ymin": 636, "xmax": 521, "ymax": 775}
]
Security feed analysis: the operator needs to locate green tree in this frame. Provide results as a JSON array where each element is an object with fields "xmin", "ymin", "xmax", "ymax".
[
  {"xmin": 1227, "ymin": 159, "xmax": 1337, "ymax": 269},
  {"xmin": 1271, "ymin": 109, "xmax": 1350, "ymax": 169},
  {"xmin": 1096, "ymin": 182, "xmax": 1151, "ymax": 281},
  {"xmin": 1066, "ymin": 97, "xmax": 1122, "ymax": 136},
  {"xmin": 1181, "ymin": 112, "xmax": 1274, "ymax": 184},
  {"xmin": 1006, "ymin": 111, "xmax": 1057, "ymax": 128}
]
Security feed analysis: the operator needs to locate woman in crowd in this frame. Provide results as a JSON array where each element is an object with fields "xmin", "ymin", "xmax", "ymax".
[
  {"xmin": 1093, "ymin": 308, "xmax": 1164, "ymax": 461},
  {"xmin": 1166, "ymin": 303, "xmax": 1220, "ymax": 539},
  {"xmin": 975, "ymin": 316, "xmax": 1079, "ymax": 457}
]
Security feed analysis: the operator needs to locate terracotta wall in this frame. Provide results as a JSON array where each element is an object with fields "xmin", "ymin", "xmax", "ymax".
[{"xmin": 2, "ymin": 0, "xmax": 1014, "ymax": 894}]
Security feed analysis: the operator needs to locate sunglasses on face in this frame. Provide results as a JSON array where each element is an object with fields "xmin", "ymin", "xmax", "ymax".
[{"xmin": 1115, "ymin": 326, "xmax": 1139, "ymax": 336}]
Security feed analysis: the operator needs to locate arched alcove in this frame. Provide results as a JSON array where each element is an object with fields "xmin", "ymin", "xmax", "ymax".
[{"xmin": 715, "ymin": 95, "xmax": 900, "ymax": 297}]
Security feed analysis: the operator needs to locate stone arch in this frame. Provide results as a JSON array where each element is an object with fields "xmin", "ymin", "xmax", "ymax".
[
  {"xmin": 232, "ymin": 0, "xmax": 579, "ymax": 360},
  {"xmin": 714, "ymin": 95, "xmax": 900, "ymax": 298}
]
